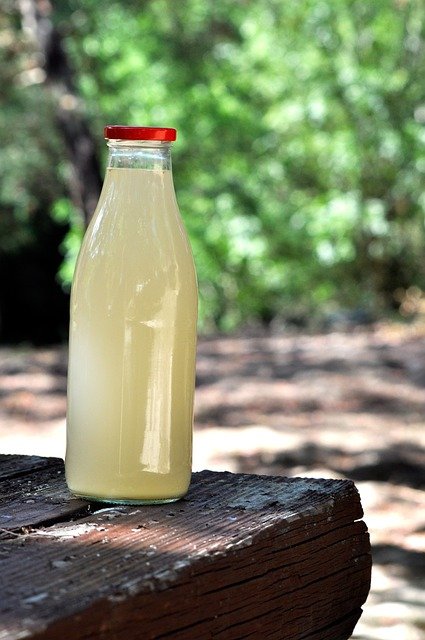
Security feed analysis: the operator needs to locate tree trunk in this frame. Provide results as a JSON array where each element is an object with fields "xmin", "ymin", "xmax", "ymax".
[{"xmin": 17, "ymin": 0, "xmax": 102, "ymax": 226}]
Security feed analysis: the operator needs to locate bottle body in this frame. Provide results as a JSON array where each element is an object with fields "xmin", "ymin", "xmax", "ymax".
[{"xmin": 65, "ymin": 138, "xmax": 197, "ymax": 503}]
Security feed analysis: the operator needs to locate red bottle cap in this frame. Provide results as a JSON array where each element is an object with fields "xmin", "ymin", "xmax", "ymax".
[{"xmin": 104, "ymin": 126, "xmax": 177, "ymax": 141}]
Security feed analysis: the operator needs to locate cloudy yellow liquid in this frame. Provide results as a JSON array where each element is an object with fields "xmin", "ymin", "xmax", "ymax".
[{"xmin": 65, "ymin": 167, "xmax": 198, "ymax": 503}]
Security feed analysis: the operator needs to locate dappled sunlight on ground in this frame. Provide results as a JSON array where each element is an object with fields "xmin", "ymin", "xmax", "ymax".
[
  {"xmin": 1, "ymin": 325, "xmax": 425, "ymax": 639},
  {"xmin": 0, "ymin": 418, "xmax": 65, "ymax": 458}
]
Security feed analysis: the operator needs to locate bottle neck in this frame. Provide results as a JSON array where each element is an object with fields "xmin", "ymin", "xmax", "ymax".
[{"xmin": 106, "ymin": 140, "xmax": 173, "ymax": 171}]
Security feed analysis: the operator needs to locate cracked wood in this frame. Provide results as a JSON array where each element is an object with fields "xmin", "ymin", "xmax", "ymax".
[{"xmin": 0, "ymin": 454, "xmax": 371, "ymax": 640}]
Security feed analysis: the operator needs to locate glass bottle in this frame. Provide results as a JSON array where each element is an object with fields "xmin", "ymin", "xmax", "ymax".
[{"xmin": 65, "ymin": 126, "xmax": 198, "ymax": 504}]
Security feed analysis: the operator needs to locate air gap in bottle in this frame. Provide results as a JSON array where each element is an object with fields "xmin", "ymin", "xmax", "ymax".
[{"xmin": 65, "ymin": 126, "xmax": 198, "ymax": 504}]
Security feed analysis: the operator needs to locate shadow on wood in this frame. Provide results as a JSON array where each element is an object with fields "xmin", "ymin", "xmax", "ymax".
[{"xmin": 0, "ymin": 455, "xmax": 371, "ymax": 640}]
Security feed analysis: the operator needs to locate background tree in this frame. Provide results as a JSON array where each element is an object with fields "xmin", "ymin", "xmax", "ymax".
[
  {"xmin": 0, "ymin": 0, "xmax": 71, "ymax": 342},
  {"xmin": 1, "ymin": 0, "xmax": 425, "ymax": 342}
]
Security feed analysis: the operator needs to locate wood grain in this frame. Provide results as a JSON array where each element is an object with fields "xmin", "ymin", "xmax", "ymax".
[{"xmin": 0, "ymin": 455, "xmax": 371, "ymax": 640}]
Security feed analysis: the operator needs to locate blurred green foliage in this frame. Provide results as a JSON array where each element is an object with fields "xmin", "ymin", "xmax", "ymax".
[
  {"xmin": 2, "ymin": 0, "xmax": 425, "ymax": 334},
  {"xmin": 0, "ymin": 7, "xmax": 67, "ymax": 251}
]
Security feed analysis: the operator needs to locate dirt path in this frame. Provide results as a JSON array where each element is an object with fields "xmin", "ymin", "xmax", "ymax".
[{"xmin": 1, "ymin": 324, "xmax": 425, "ymax": 639}]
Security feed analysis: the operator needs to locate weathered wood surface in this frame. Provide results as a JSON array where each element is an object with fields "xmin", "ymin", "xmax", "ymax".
[
  {"xmin": 0, "ymin": 454, "xmax": 371, "ymax": 640},
  {"xmin": 0, "ymin": 455, "xmax": 90, "ymax": 529}
]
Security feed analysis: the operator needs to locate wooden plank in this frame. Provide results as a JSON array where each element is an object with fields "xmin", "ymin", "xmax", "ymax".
[
  {"xmin": 0, "ymin": 454, "xmax": 61, "ymax": 481},
  {"xmin": 0, "ymin": 457, "xmax": 371, "ymax": 640},
  {"xmin": 0, "ymin": 455, "xmax": 89, "ymax": 532}
]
